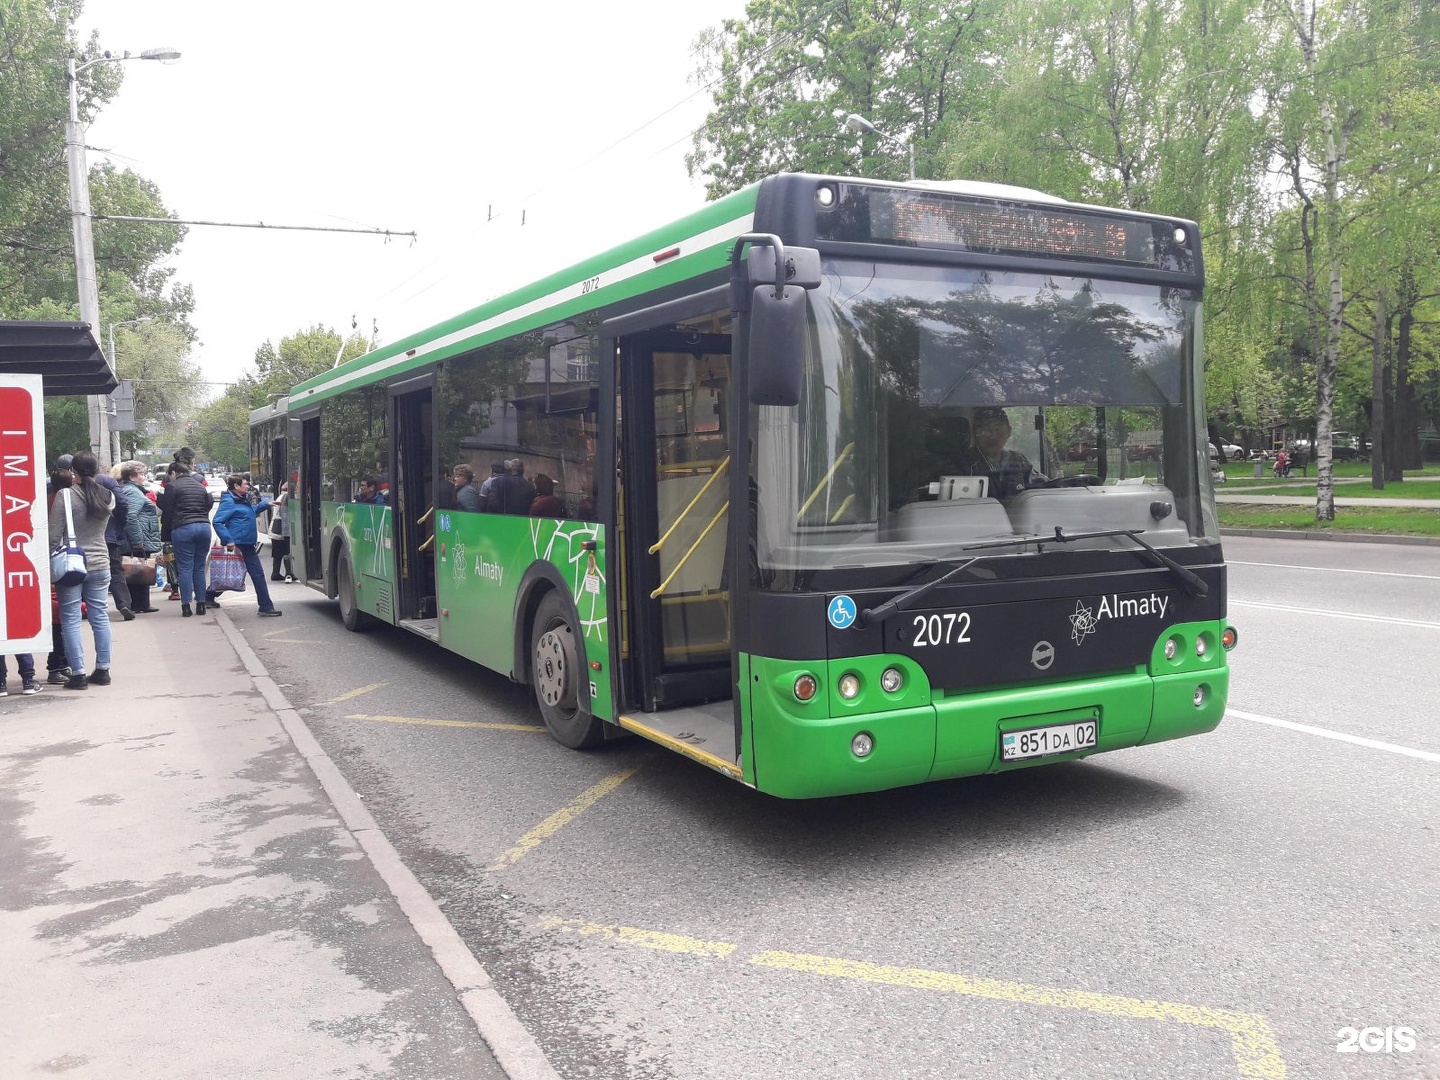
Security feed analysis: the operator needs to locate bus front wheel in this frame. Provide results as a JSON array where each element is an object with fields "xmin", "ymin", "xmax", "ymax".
[
  {"xmin": 531, "ymin": 591, "xmax": 602, "ymax": 749},
  {"xmin": 337, "ymin": 549, "xmax": 373, "ymax": 632}
]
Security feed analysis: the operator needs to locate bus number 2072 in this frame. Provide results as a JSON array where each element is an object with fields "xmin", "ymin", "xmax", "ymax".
[{"xmin": 911, "ymin": 612, "xmax": 972, "ymax": 647}]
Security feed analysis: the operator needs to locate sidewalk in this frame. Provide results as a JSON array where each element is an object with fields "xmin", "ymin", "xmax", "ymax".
[{"xmin": 0, "ymin": 600, "xmax": 556, "ymax": 1080}]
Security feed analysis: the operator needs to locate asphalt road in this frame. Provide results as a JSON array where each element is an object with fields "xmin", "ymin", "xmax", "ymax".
[{"xmin": 239, "ymin": 538, "xmax": 1439, "ymax": 1080}]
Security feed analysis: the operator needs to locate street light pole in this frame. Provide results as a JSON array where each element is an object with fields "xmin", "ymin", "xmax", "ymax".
[
  {"xmin": 842, "ymin": 112, "xmax": 916, "ymax": 181},
  {"xmin": 65, "ymin": 47, "xmax": 180, "ymax": 470}
]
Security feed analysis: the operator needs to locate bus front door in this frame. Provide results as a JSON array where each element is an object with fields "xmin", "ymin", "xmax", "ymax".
[{"xmin": 620, "ymin": 331, "xmax": 733, "ymax": 712}]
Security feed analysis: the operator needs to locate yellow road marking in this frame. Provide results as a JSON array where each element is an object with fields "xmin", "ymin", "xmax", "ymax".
[
  {"xmin": 327, "ymin": 681, "xmax": 389, "ymax": 703},
  {"xmin": 752, "ymin": 952, "xmax": 1285, "ymax": 1079},
  {"xmin": 545, "ymin": 924, "xmax": 1287, "ymax": 1079},
  {"xmin": 487, "ymin": 767, "xmax": 641, "ymax": 872},
  {"xmin": 346, "ymin": 713, "xmax": 545, "ymax": 732},
  {"xmin": 538, "ymin": 917, "xmax": 736, "ymax": 959}
]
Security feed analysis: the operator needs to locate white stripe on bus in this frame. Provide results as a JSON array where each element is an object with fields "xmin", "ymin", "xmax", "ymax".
[{"xmin": 301, "ymin": 211, "xmax": 756, "ymax": 401}]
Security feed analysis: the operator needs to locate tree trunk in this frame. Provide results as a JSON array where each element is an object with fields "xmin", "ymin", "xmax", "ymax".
[
  {"xmin": 1394, "ymin": 306, "xmax": 1419, "ymax": 474},
  {"xmin": 1370, "ymin": 287, "xmax": 1386, "ymax": 489}
]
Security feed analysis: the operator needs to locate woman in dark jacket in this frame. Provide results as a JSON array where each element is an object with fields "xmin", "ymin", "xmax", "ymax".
[{"xmin": 165, "ymin": 464, "xmax": 215, "ymax": 616}]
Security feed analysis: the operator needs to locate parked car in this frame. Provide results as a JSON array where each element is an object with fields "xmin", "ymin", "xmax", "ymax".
[
  {"xmin": 1329, "ymin": 431, "xmax": 1366, "ymax": 461},
  {"xmin": 1218, "ymin": 441, "xmax": 1244, "ymax": 461}
]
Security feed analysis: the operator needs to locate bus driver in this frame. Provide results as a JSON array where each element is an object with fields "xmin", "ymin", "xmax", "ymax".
[{"xmin": 957, "ymin": 406, "xmax": 1046, "ymax": 498}]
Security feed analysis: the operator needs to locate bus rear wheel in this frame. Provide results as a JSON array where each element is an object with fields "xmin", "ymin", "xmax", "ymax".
[
  {"xmin": 337, "ymin": 549, "xmax": 373, "ymax": 632},
  {"xmin": 531, "ymin": 591, "xmax": 602, "ymax": 749}
]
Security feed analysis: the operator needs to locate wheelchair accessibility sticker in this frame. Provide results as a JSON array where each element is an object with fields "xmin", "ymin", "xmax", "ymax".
[{"xmin": 828, "ymin": 595, "xmax": 857, "ymax": 630}]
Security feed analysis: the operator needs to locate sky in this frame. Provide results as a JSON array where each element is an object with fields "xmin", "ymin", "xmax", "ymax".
[{"xmin": 76, "ymin": 0, "xmax": 748, "ymax": 395}]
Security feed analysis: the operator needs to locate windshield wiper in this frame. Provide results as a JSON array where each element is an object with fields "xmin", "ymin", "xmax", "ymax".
[
  {"xmin": 1043, "ymin": 526, "xmax": 1209, "ymax": 596},
  {"xmin": 857, "ymin": 534, "xmax": 1048, "ymax": 626},
  {"xmin": 857, "ymin": 527, "xmax": 1207, "ymax": 627}
]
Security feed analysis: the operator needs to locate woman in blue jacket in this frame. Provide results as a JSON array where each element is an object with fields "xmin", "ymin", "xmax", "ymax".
[{"xmin": 212, "ymin": 474, "xmax": 281, "ymax": 617}]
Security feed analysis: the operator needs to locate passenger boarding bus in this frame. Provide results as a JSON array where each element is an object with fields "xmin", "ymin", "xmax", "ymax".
[{"xmin": 272, "ymin": 174, "xmax": 1236, "ymax": 798}]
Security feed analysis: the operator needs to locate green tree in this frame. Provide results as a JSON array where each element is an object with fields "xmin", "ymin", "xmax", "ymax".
[{"xmin": 687, "ymin": 0, "xmax": 991, "ymax": 197}]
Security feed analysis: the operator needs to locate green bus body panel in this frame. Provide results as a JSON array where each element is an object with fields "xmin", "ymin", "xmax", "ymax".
[
  {"xmin": 323, "ymin": 503, "xmax": 612, "ymax": 720},
  {"xmin": 330, "ymin": 503, "xmax": 395, "ymax": 618},
  {"xmin": 742, "ymin": 620, "xmax": 1229, "ymax": 799},
  {"xmin": 290, "ymin": 185, "xmax": 761, "ymax": 407},
  {"xmin": 432, "ymin": 509, "xmax": 612, "ymax": 721}
]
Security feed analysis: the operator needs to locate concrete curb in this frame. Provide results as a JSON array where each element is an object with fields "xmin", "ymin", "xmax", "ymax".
[
  {"xmin": 1220, "ymin": 527, "xmax": 1440, "ymax": 547},
  {"xmin": 216, "ymin": 611, "xmax": 562, "ymax": 1080}
]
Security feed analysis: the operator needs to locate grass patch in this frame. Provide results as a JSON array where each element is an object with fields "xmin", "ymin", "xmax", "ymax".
[
  {"xmin": 1232, "ymin": 483, "xmax": 1440, "ymax": 501},
  {"xmin": 1217, "ymin": 503, "xmax": 1440, "ymax": 537}
]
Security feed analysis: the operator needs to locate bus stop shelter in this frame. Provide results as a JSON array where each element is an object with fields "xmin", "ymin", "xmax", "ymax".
[{"xmin": 0, "ymin": 320, "xmax": 114, "ymax": 395}]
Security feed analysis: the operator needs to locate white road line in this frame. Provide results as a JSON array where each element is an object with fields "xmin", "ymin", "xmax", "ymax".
[
  {"xmin": 1229, "ymin": 560, "xmax": 1440, "ymax": 581},
  {"xmin": 1230, "ymin": 599, "xmax": 1440, "ymax": 630},
  {"xmin": 1228, "ymin": 709, "xmax": 1440, "ymax": 764}
]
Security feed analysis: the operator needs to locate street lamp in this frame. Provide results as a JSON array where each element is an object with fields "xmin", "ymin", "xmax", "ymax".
[
  {"xmin": 842, "ymin": 112, "xmax": 916, "ymax": 181},
  {"xmin": 66, "ymin": 47, "xmax": 180, "ymax": 469}
]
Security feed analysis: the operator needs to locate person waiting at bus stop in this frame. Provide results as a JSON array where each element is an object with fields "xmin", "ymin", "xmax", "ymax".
[
  {"xmin": 213, "ymin": 474, "xmax": 281, "ymax": 618},
  {"xmin": 957, "ymin": 406, "xmax": 1047, "ymax": 499},
  {"xmin": 162, "ymin": 463, "xmax": 213, "ymax": 617}
]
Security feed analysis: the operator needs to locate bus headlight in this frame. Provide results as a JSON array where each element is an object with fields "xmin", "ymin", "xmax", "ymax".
[
  {"xmin": 1194, "ymin": 636, "xmax": 1207, "ymax": 657},
  {"xmin": 1164, "ymin": 637, "xmax": 1179, "ymax": 660},
  {"xmin": 851, "ymin": 731, "xmax": 874, "ymax": 757},
  {"xmin": 838, "ymin": 673, "xmax": 861, "ymax": 700},
  {"xmin": 794, "ymin": 674, "xmax": 818, "ymax": 702},
  {"xmin": 1193, "ymin": 685, "xmax": 1208, "ymax": 708},
  {"xmin": 880, "ymin": 667, "xmax": 904, "ymax": 693}
]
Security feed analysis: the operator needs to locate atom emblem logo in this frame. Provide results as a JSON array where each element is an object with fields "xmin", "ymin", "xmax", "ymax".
[{"xmin": 1069, "ymin": 600, "xmax": 1098, "ymax": 645}]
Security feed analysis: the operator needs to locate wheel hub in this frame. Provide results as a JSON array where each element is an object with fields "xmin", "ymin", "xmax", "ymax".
[{"xmin": 535, "ymin": 624, "xmax": 576, "ymax": 710}]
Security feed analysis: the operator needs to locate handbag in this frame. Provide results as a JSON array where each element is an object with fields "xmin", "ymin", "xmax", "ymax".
[
  {"xmin": 208, "ymin": 545, "xmax": 248, "ymax": 592},
  {"xmin": 49, "ymin": 489, "xmax": 87, "ymax": 587},
  {"xmin": 122, "ymin": 554, "xmax": 158, "ymax": 586}
]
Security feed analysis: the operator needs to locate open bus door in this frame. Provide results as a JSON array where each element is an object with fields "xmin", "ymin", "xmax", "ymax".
[
  {"xmin": 390, "ymin": 381, "xmax": 439, "ymax": 638},
  {"xmin": 299, "ymin": 417, "xmax": 322, "ymax": 583},
  {"xmin": 618, "ymin": 331, "xmax": 734, "ymax": 714}
]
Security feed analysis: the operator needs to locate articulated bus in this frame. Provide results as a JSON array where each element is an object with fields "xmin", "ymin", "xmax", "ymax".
[{"xmin": 270, "ymin": 173, "xmax": 1236, "ymax": 799}]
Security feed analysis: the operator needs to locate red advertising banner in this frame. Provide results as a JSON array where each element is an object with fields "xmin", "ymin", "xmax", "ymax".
[{"xmin": 1, "ymin": 375, "xmax": 49, "ymax": 651}]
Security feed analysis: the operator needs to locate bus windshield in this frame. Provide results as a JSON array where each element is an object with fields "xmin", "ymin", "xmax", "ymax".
[{"xmin": 753, "ymin": 259, "xmax": 1218, "ymax": 574}]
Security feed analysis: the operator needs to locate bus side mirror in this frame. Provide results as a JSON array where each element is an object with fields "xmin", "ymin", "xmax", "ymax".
[{"xmin": 748, "ymin": 285, "xmax": 807, "ymax": 406}]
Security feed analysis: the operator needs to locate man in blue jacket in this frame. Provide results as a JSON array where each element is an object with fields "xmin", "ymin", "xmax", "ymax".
[{"xmin": 212, "ymin": 474, "xmax": 281, "ymax": 617}]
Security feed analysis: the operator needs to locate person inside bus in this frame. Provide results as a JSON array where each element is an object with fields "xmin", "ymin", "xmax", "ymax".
[
  {"xmin": 530, "ymin": 474, "xmax": 564, "ymax": 517},
  {"xmin": 477, "ymin": 461, "xmax": 505, "ymax": 510},
  {"xmin": 956, "ymin": 406, "xmax": 1047, "ymax": 498},
  {"xmin": 451, "ymin": 464, "xmax": 483, "ymax": 511},
  {"xmin": 357, "ymin": 477, "xmax": 387, "ymax": 505},
  {"xmin": 496, "ymin": 458, "xmax": 535, "ymax": 515}
]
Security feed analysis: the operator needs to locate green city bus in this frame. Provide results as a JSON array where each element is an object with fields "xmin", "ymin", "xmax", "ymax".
[{"xmin": 272, "ymin": 173, "xmax": 1236, "ymax": 799}]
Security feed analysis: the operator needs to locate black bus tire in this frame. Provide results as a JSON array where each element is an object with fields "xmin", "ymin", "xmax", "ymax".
[
  {"xmin": 531, "ymin": 591, "xmax": 603, "ymax": 749},
  {"xmin": 337, "ymin": 548, "xmax": 373, "ymax": 632}
]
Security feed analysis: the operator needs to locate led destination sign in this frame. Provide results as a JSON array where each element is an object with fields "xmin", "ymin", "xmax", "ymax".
[{"xmin": 816, "ymin": 185, "xmax": 1193, "ymax": 271}]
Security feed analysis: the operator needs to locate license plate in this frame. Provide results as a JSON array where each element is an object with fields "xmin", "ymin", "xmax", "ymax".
[{"xmin": 1001, "ymin": 720, "xmax": 1098, "ymax": 761}]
